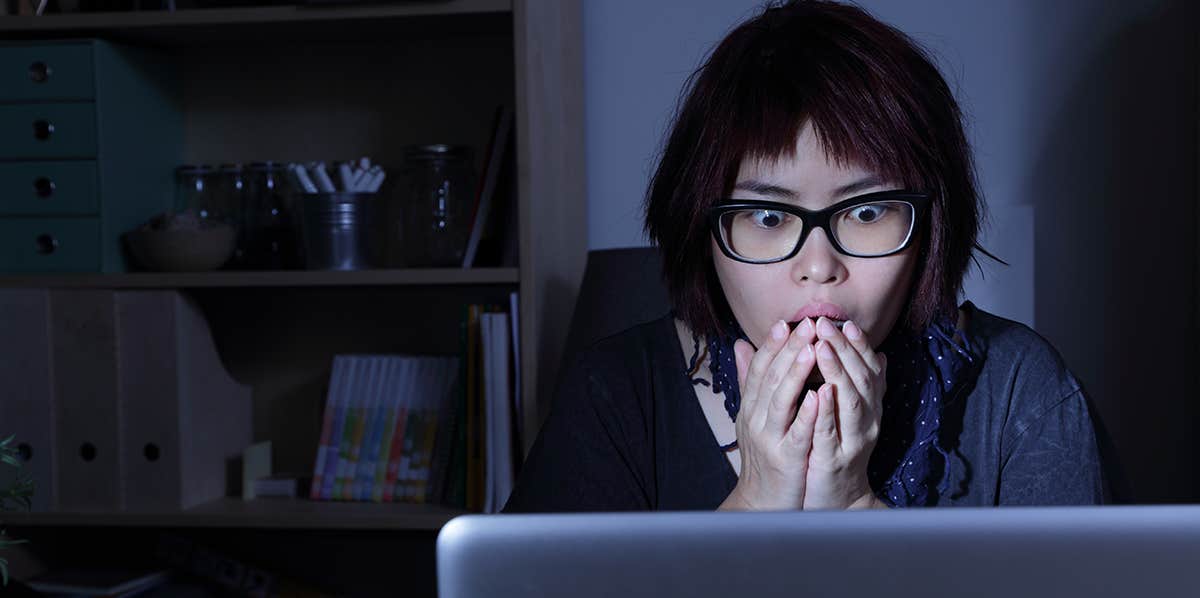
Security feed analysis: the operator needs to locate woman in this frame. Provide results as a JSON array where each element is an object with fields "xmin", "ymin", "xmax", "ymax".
[{"xmin": 505, "ymin": 0, "xmax": 1108, "ymax": 511}]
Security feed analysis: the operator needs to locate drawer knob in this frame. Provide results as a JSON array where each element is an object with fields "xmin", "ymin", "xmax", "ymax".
[
  {"xmin": 33, "ymin": 177, "xmax": 55, "ymax": 198},
  {"xmin": 32, "ymin": 119, "xmax": 54, "ymax": 141},
  {"xmin": 35, "ymin": 234, "xmax": 58, "ymax": 255},
  {"xmin": 28, "ymin": 61, "xmax": 51, "ymax": 84}
]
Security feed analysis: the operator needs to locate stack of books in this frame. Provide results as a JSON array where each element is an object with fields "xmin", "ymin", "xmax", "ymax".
[
  {"xmin": 310, "ymin": 354, "xmax": 460, "ymax": 504},
  {"xmin": 309, "ymin": 293, "xmax": 520, "ymax": 512}
]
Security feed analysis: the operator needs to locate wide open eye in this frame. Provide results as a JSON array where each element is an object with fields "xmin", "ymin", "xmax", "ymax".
[
  {"xmin": 845, "ymin": 203, "xmax": 889, "ymax": 224},
  {"xmin": 745, "ymin": 209, "xmax": 790, "ymax": 229}
]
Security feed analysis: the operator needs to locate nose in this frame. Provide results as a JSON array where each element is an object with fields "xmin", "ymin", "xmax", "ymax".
[{"xmin": 790, "ymin": 227, "xmax": 846, "ymax": 285}]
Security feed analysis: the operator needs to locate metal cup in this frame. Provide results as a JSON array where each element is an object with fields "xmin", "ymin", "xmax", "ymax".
[{"xmin": 296, "ymin": 192, "xmax": 383, "ymax": 270}]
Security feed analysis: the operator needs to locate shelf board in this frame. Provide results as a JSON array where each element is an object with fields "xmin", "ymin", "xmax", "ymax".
[
  {"xmin": 5, "ymin": 498, "xmax": 468, "ymax": 530},
  {"xmin": 0, "ymin": 267, "xmax": 519, "ymax": 288},
  {"xmin": 0, "ymin": 0, "xmax": 512, "ymax": 44}
]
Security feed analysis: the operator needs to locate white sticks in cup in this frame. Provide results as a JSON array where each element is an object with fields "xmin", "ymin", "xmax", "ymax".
[{"xmin": 287, "ymin": 158, "xmax": 386, "ymax": 194}]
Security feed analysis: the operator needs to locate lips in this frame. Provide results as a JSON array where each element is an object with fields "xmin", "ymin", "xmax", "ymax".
[{"xmin": 791, "ymin": 302, "xmax": 849, "ymax": 322}]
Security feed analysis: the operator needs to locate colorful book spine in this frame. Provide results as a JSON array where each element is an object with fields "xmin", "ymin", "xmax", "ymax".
[
  {"xmin": 331, "ymin": 357, "xmax": 362, "ymax": 500},
  {"xmin": 372, "ymin": 359, "xmax": 401, "ymax": 503},
  {"xmin": 310, "ymin": 357, "xmax": 347, "ymax": 500},
  {"xmin": 383, "ymin": 358, "xmax": 416, "ymax": 502},
  {"xmin": 398, "ymin": 359, "xmax": 431, "ymax": 502},
  {"xmin": 355, "ymin": 357, "xmax": 387, "ymax": 501},
  {"xmin": 337, "ymin": 357, "xmax": 371, "ymax": 500},
  {"xmin": 413, "ymin": 358, "xmax": 451, "ymax": 503}
]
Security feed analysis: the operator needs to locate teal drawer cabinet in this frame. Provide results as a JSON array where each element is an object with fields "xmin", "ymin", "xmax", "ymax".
[
  {"xmin": 0, "ymin": 161, "xmax": 99, "ymax": 216},
  {"xmin": 0, "ymin": 44, "xmax": 95, "ymax": 102},
  {"xmin": 0, "ymin": 103, "xmax": 98, "ymax": 159},
  {"xmin": 0, "ymin": 218, "xmax": 100, "ymax": 272},
  {"xmin": 0, "ymin": 40, "xmax": 181, "ymax": 273}
]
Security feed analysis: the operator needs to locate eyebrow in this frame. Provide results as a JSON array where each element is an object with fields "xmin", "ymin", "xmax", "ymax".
[{"xmin": 732, "ymin": 175, "xmax": 886, "ymax": 200}]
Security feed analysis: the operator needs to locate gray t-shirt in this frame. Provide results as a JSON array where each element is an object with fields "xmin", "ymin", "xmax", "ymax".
[{"xmin": 505, "ymin": 303, "xmax": 1109, "ymax": 512}]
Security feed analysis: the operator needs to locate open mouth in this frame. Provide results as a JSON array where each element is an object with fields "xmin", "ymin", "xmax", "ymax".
[{"xmin": 788, "ymin": 319, "xmax": 846, "ymax": 331}]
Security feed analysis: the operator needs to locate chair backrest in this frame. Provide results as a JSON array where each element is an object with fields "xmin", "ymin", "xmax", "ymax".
[{"xmin": 559, "ymin": 247, "xmax": 671, "ymax": 369}]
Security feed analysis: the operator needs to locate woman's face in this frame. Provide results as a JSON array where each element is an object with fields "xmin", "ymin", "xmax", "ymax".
[{"xmin": 712, "ymin": 122, "xmax": 920, "ymax": 350}]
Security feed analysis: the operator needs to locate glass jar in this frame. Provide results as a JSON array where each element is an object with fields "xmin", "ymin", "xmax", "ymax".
[
  {"xmin": 398, "ymin": 144, "xmax": 476, "ymax": 267},
  {"xmin": 216, "ymin": 163, "xmax": 248, "ymax": 266},
  {"xmin": 174, "ymin": 164, "xmax": 218, "ymax": 223},
  {"xmin": 244, "ymin": 161, "xmax": 298, "ymax": 269},
  {"xmin": 210, "ymin": 163, "xmax": 246, "ymax": 225}
]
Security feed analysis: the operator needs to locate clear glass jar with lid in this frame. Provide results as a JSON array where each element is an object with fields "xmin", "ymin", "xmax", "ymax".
[
  {"xmin": 174, "ymin": 165, "xmax": 219, "ymax": 222},
  {"xmin": 244, "ymin": 161, "xmax": 297, "ymax": 269},
  {"xmin": 215, "ymin": 163, "xmax": 248, "ymax": 265},
  {"xmin": 398, "ymin": 144, "xmax": 476, "ymax": 267}
]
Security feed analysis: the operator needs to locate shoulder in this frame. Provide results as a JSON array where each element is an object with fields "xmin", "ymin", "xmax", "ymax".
[
  {"xmin": 967, "ymin": 303, "xmax": 1081, "ymax": 393},
  {"xmin": 963, "ymin": 302, "xmax": 1088, "ymax": 434}
]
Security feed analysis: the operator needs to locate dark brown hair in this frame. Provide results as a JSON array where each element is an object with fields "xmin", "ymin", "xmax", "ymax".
[{"xmin": 644, "ymin": 0, "xmax": 990, "ymax": 339}]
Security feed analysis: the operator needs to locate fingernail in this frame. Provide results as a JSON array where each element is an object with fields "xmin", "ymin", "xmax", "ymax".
[
  {"xmin": 818, "ymin": 341, "xmax": 835, "ymax": 360},
  {"xmin": 771, "ymin": 320, "xmax": 787, "ymax": 341},
  {"xmin": 799, "ymin": 318, "xmax": 814, "ymax": 336},
  {"xmin": 817, "ymin": 317, "xmax": 838, "ymax": 337},
  {"xmin": 797, "ymin": 344, "xmax": 814, "ymax": 363},
  {"xmin": 844, "ymin": 320, "xmax": 861, "ymax": 340}
]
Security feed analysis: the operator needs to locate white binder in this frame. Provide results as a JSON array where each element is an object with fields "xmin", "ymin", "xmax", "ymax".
[
  {"xmin": 117, "ymin": 290, "xmax": 252, "ymax": 511},
  {"xmin": 0, "ymin": 289, "xmax": 57, "ymax": 512},
  {"xmin": 50, "ymin": 290, "xmax": 121, "ymax": 511}
]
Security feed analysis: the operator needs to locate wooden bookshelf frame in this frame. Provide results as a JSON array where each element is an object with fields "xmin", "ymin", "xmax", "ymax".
[
  {"xmin": 6, "ymin": 498, "xmax": 464, "ymax": 530},
  {"xmin": 0, "ymin": 0, "xmax": 585, "ymax": 529}
]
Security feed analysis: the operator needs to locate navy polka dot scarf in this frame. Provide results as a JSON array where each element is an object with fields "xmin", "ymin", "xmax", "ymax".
[{"xmin": 687, "ymin": 308, "xmax": 979, "ymax": 507}]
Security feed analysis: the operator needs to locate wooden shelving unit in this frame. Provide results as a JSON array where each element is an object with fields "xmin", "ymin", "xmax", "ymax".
[
  {"xmin": 1, "ymin": 0, "xmax": 584, "ymax": 540},
  {"xmin": 0, "ymin": 0, "xmax": 509, "ymax": 28},
  {"xmin": 4, "ymin": 498, "xmax": 465, "ymax": 530},
  {"xmin": 0, "ymin": 1, "xmax": 513, "ymax": 44},
  {"xmin": 0, "ymin": 267, "xmax": 519, "ymax": 288}
]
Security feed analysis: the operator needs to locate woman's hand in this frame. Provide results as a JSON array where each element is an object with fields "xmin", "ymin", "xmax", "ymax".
[
  {"xmin": 720, "ymin": 318, "xmax": 820, "ymax": 511},
  {"xmin": 802, "ymin": 317, "xmax": 888, "ymax": 510}
]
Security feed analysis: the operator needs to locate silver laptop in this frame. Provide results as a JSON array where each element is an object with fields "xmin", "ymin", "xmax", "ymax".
[{"xmin": 437, "ymin": 506, "xmax": 1200, "ymax": 598}]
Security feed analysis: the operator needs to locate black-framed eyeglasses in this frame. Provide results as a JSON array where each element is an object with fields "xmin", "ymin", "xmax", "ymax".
[{"xmin": 707, "ymin": 189, "xmax": 931, "ymax": 264}]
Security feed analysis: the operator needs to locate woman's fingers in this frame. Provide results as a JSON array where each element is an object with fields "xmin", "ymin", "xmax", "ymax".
[
  {"xmin": 764, "ymin": 320, "xmax": 815, "ymax": 397},
  {"xmin": 763, "ymin": 335, "xmax": 818, "ymax": 436},
  {"xmin": 841, "ymin": 320, "xmax": 883, "ymax": 374},
  {"xmin": 813, "ymin": 322, "xmax": 881, "ymax": 451},
  {"xmin": 815, "ymin": 338, "xmax": 869, "ymax": 447},
  {"xmin": 740, "ymin": 320, "xmax": 789, "ymax": 408},
  {"xmin": 815, "ymin": 317, "xmax": 878, "ymax": 403},
  {"xmin": 801, "ymin": 319, "xmax": 887, "ymax": 511},
  {"xmin": 810, "ymin": 383, "xmax": 839, "ymax": 460},
  {"xmin": 788, "ymin": 388, "xmax": 819, "ymax": 449}
]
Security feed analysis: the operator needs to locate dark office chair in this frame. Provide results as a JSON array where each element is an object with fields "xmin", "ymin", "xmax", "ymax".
[{"xmin": 559, "ymin": 247, "xmax": 672, "ymax": 370}]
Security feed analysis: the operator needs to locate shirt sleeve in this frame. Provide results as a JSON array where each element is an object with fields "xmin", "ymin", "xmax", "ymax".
[
  {"xmin": 502, "ymin": 349, "xmax": 652, "ymax": 512},
  {"xmin": 997, "ymin": 388, "xmax": 1109, "ymax": 505}
]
